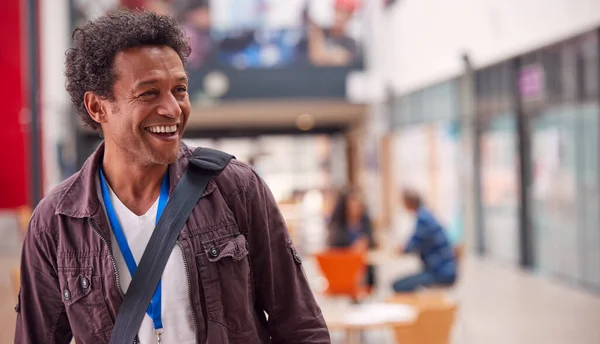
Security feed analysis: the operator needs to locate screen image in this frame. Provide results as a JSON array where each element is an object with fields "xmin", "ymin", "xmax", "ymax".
[
  {"xmin": 117, "ymin": 0, "xmax": 364, "ymax": 70},
  {"xmin": 71, "ymin": 0, "xmax": 365, "ymax": 100}
]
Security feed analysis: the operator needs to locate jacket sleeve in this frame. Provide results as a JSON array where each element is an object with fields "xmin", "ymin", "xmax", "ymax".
[
  {"xmin": 244, "ymin": 172, "xmax": 331, "ymax": 344},
  {"xmin": 14, "ymin": 221, "xmax": 72, "ymax": 344}
]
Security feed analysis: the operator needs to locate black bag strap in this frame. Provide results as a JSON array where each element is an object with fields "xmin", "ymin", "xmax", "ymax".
[{"xmin": 109, "ymin": 147, "xmax": 234, "ymax": 344}]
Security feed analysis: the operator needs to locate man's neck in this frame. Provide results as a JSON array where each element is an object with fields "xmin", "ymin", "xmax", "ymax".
[{"xmin": 102, "ymin": 146, "xmax": 168, "ymax": 216}]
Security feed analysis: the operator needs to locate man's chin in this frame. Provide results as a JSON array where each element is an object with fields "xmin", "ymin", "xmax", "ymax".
[
  {"xmin": 156, "ymin": 150, "xmax": 180, "ymax": 165},
  {"xmin": 146, "ymin": 145, "xmax": 180, "ymax": 165}
]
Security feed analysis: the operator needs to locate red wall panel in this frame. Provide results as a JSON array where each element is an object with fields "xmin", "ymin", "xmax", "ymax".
[{"xmin": 0, "ymin": 0, "xmax": 28, "ymax": 209}]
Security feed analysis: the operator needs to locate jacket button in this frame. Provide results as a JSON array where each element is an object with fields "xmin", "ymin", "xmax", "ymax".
[
  {"xmin": 209, "ymin": 247, "xmax": 220, "ymax": 258},
  {"xmin": 294, "ymin": 252, "xmax": 302, "ymax": 264},
  {"xmin": 80, "ymin": 277, "xmax": 90, "ymax": 289},
  {"xmin": 245, "ymin": 240, "xmax": 250, "ymax": 250},
  {"xmin": 63, "ymin": 289, "xmax": 71, "ymax": 301}
]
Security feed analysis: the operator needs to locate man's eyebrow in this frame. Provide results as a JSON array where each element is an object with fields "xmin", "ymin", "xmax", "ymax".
[
  {"xmin": 133, "ymin": 76, "xmax": 189, "ymax": 89},
  {"xmin": 134, "ymin": 79, "xmax": 160, "ymax": 89}
]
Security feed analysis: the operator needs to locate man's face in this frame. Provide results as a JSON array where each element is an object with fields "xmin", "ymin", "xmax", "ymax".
[
  {"xmin": 401, "ymin": 195, "xmax": 414, "ymax": 212},
  {"xmin": 102, "ymin": 45, "xmax": 191, "ymax": 165}
]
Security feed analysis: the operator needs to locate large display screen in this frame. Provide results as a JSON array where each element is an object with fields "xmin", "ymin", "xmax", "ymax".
[{"xmin": 71, "ymin": 0, "xmax": 365, "ymax": 100}]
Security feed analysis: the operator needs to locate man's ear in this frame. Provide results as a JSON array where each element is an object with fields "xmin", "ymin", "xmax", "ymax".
[{"xmin": 84, "ymin": 91, "xmax": 108, "ymax": 125}]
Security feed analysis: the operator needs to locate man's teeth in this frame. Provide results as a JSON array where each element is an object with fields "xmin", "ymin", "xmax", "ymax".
[{"xmin": 147, "ymin": 125, "xmax": 177, "ymax": 134}]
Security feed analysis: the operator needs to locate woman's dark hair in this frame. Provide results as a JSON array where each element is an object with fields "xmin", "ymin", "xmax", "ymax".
[
  {"xmin": 327, "ymin": 187, "xmax": 373, "ymax": 248},
  {"xmin": 65, "ymin": 9, "xmax": 191, "ymax": 130}
]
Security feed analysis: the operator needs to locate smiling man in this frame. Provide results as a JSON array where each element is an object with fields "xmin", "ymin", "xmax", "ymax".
[{"xmin": 14, "ymin": 10, "xmax": 329, "ymax": 344}]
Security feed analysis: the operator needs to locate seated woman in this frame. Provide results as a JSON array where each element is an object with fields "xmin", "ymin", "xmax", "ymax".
[
  {"xmin": 392, "ymin": 189, "xmax": 457, "ymax": 292},
  {"xmin": 327, "ymin": 187, "xmax": 377, "ymax": 290}
]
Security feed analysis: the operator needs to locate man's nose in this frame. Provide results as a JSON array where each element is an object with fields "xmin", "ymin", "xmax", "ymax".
[{"xmin": 156, "ymin": 92, "xmax": 181, "ymax": 118}]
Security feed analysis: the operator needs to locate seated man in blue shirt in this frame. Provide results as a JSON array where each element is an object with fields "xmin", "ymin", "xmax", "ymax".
[{"xmin": 392, "ymin": 189, "xmax": 457, "ymax": 292}]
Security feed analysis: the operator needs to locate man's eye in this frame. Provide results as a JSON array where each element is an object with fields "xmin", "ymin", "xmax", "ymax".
[
  {"xmin": 140, "ymin": 90, "xmax": 158, "ymax": 97},
  {"xmin": 175, "ymin": 86, "xmax": 188, "ymax": 93}
]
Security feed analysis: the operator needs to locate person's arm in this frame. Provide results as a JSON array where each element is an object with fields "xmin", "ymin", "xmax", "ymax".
[
  {"xmin": 15, "ymin": 218, "xmax": 72, "ymax": 343},
  {"xmin": 307, "ymin": 21, "xmax": 351, "ymax": 66},
  {"xmin": 350, "ymin": 216, "xmax": 375, "ymax": 252},
  {"xmin": 403, "ymin": 217, "xmax": 428, "ymax": 254},
  {"xmin": 244, "ymin": 171, "xmax": 330, "ymax": 344},
  {"xmin": 350, "ymin": 236, "xmax": 368, "ymax": 252},
  {"xmin": 363, "ymin": 216, "xmax": 376, "ymax": 249}
]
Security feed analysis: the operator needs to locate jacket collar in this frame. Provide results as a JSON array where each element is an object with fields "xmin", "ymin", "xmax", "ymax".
[{"xmin": 54, "ymin": 141, "xmax": 202, "ymax": 218}]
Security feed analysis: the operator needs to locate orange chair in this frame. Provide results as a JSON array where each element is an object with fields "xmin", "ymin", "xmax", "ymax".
[
  {"xmin": 392, "ymin": 301, "xmax": 457, "ymax": 344},
  {"xmin": 315, "ymin": 249, "xmax": 369, "ymax": 302}
]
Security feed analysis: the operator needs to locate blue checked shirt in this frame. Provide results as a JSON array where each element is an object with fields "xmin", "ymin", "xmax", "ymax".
[{"xmin": 404, "ymin": 208, "xmax": 457, "ymax": 278}]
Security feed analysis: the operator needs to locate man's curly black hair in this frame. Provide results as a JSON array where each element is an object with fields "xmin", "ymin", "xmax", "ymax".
[{"xmin": 65, "ymin": 10, "xmax": 191, "ymax": 130}]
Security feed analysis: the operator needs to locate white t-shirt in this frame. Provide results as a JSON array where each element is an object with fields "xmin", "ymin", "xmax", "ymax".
[{"xmin": 101, "ymin": 180, "xmax": 196, "ymax": 343}]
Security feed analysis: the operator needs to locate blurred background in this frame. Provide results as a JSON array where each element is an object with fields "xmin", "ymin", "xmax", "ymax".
[{"xmin": 1, "ymin": 0, "xmax": 600, "ymax": 343}]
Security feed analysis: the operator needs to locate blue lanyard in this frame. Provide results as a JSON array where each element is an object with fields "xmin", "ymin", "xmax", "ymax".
[{"xmin": 99, "ymin": 168, "xmax": 169, "ymax": 334}]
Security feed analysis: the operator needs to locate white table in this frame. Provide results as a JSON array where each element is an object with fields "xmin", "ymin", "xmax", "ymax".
[
  {"xmin": 323, "ymin": 303, "xmax": 417, "ymax": 344},
  {"xmin": 366, "ymin": 249, "xmax": 399, "ymax": 265}
]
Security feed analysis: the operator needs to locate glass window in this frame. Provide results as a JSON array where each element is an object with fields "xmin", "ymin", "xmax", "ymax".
[
  {"xmin": 580, "ymin": 103, "xmax": 600, "ymax": 288},
  {"xmin": 409, "ymin": 90, "xmax": 424, "ymax": 124},
  {"xmin": 488, "ymin": 64, "xmax": 502, "ymax": 113},
  {"xmin": 541, "ymin": 48, "xmax": 562, "ymax": 102},
  {"xmin": 580, "ymin": 32, "xmax": 599, "ymax": 99},
  {"xmin": 436, "ymin": 80, "xmax": 454, "ymax": 121},
  {"xmin": 560, "ymin": 43, "xmax": 578, "ymax": 102},
  {"xmin": 448, "ymin": 79, "xmax": 460, "ymax": 119},
  {"xmin": 498, "ymin": 62, "xmax": 513, "ymax": 110},
  {"xmin": 422, "ymin": 86, "xmax": 435, "ymax": 122},
  {"xmin": 481, "ymin": 115, "xmax": 520, "ymax": 264},
  {"xmin": 476, "ymin": 68, "xmax": 492, "ymax": 114}
]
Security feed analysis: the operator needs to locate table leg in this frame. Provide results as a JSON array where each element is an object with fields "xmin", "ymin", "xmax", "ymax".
[{"xmin": 344, "ymin": 328, "xmax": 361, "ymax": 344}]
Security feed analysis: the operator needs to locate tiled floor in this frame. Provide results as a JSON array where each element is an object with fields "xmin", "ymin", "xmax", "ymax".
[
  {"xmin": 446, "ymin": 258, "xmax": 600, "ymax": 344},
  {"xmin": 1, "ymin": 211, "xmax": 599, "ymax": 344},
  {"xmin": 309, "ymin": 254, "xmax": 600, "ymax": 344}
]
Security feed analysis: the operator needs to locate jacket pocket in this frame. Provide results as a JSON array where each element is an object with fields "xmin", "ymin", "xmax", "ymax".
[
  {"xmin": 57, "ymin": 267, "xmax": 113, "ymax": 336},
  {"xmin": 196, "ymin": 234, "xmax": 253, "ymax": 333}
]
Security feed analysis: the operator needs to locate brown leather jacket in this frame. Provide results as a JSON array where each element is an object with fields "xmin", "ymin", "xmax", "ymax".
[{"xmin": 14, "ymin": 143, "xmax": 329, "ymax": 344}]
